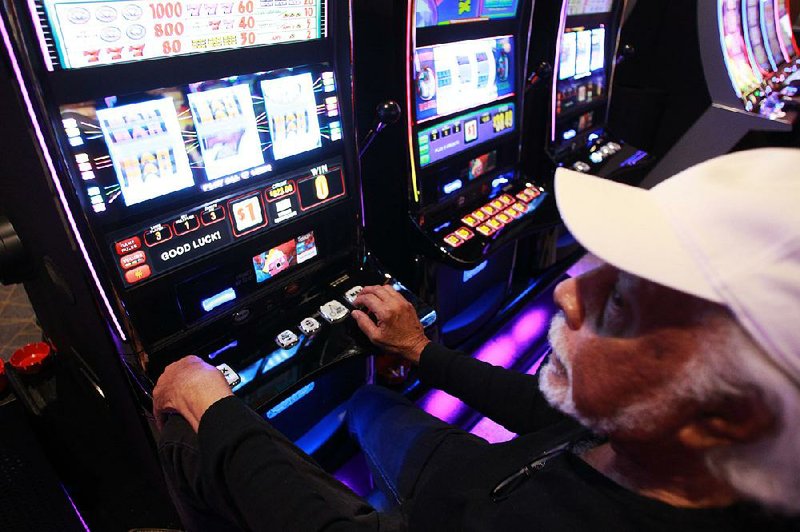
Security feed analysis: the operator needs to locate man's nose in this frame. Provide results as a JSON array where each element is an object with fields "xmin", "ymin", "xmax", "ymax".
[{"xmin": 553, "ymin": 277, "xmax": 583, "ymax": 330}]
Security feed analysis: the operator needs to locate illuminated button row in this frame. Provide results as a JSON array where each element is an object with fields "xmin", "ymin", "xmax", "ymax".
[
  {"xmin": 445, "ymin": 188, "xmax": 541, "ymax": 248},
  {"xmin": 274, "ymin": 288, "xmax": 361, "ymax": 350}
]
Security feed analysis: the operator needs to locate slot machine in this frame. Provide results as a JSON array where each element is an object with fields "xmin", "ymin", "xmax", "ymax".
[
  {"xmin": 525, "ymin": 0, "xmax": 649, "ymax": 182},
  {"xmin": 354, "ymin": 0, "xmax": 559, "ymax": 347},
  {"xmin": 612, "ymin": 0, "xmax": 799, "ymax": 188},
  {"xmin": 0, "ymin": 0, "xmax": 432, "ymax": 524}
]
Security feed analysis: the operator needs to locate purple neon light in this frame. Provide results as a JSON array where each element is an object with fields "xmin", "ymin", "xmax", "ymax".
[
  {"xmin": 418, "ymin": 303, "xmax": 551, "ymax": 424},
  {"xmin": 62, "ymin": 485, "xmax": 91, "ymax": 531},
  {"xmin": 0, "ymin": 16, "xmax": 126, "ymax": 341},
  {"xmin": 469, "ymin": 344, "xmax": 550, "ymax": 444}
]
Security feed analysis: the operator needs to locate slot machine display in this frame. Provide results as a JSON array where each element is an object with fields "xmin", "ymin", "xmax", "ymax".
[
  {"xmin": 617, "ymin": 0, "xmax": 798, "ymax": 187},
  {"xmin": 355, "ymin": 0, "xmax": 559, "ymax": 346},
  {"xmin": 0, "ymin": 0, "xmax": 433, "ymax": 521},
  {"xmin": 539, "ymin": 0, "xmax": 649, "ymax": 179}
]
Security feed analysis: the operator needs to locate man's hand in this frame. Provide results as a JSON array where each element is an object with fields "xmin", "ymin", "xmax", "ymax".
[
  {"xmin": 153, "ymin": 355, "xmax": 233, "ymax": 433},
  {"xmin": 352, "ymin": 285, "xmax": 430, "ymax": 364}
]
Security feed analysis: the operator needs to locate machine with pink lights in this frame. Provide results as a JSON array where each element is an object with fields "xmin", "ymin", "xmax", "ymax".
[
  {"xmin": 615, "ymin": 0, "xmax": 800, "ymax": 187},
  {"xmin": 353, "ymin": 0, "xmax": 564, "ymax": 347}
]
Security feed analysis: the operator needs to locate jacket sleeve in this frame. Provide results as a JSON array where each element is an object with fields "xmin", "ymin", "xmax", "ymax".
[
  {"xmin": 197, "ymin": 396, "xmax": 400, "ymax": 532},
  {"xmin": 416, "ymin": 342, "xmax": 566, "ymax": 435}
]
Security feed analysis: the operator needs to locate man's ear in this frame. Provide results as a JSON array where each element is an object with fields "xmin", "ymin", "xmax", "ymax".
[{"xmin": 678, "ymin": 391, "xmax": 775, "ymax": 451}]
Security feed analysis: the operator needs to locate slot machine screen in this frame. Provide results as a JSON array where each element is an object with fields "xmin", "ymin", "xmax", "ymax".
[
  {"xmin": 413, "ymin": 35, "xmax": 516, "ymax": 167},
  {"xmin": 719, "ymin": 0, "xmax": 761, "ymax": 99},
  {"xmin": 59, "ymin": 63, "xmax": 345, "ymax": 227},
  {"xmin": 553, "ymin": 26, "xmax": 608, "ymax": 144},
  {"xmin": 415, "ymin": 0, "xmax": 519, "ymax": 28},
  {"xmin": 34, "ymin": 0, "xmax": 327, "ymax": 69},
  {"xmin": 414, "ymin": 35, "xmax": 515, "ymax": 123},
  {"xmin": 777, "ymin": 1, "xmax": 798, "ymax": 60},
  {"xmin": 760, "ymin": 0, "xmax": 786, "ymax": 67},
  {"xmin": 567, "ymin": 0, "xmax": 613, "ymax": 15},
  {"xmin": 744, "ymin": 0, "xmax": 773, "ymax": 73}
]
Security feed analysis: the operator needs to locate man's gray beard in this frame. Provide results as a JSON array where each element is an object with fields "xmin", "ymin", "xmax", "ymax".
[{"xmin": 539, "ymin": 313, "xmax": 682, "ymax": 436}]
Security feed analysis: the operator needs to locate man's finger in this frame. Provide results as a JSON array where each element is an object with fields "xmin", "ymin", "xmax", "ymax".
[
  {"xmin": 352, "ymin": 310, "xmax": 381, "ymax": 342},
  {"xmin": 359, "ymin": 285, "xmax": 389, "ymax": 301},
  {"xmin": 353, "ymin": 293, "xmax": 390, "ymax": 320}
]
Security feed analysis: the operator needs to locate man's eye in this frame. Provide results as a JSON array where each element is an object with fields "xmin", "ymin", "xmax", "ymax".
[{"xmin": 609, "ymin": 287, "xmax": 624, "ymax": 309}]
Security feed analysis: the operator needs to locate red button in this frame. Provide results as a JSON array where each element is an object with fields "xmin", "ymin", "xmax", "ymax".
[
  {"xmin": 120, "ymin": 251, "xmax": 146, "ymax": 270},
  {"xmin": 125, "ymin": 264, "xmax": 152, "ymax": 284},
  {"xmin": 10, "ymin": 342, "xmax": 51, "ymax": 375},
  {"xmin": 115, "ymin": 236, "xmax": 141, "ymax": 256}
]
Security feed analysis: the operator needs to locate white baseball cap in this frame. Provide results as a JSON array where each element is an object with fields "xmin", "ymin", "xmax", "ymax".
[{"xmin": 554, "ymin": 148, "xmax": 800, "ymax": 388}]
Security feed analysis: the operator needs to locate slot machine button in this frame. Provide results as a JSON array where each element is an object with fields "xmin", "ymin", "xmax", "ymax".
[
  {"xmin": 319, "ymin": 300, "xmax": 349, "ymax": 324},
  {"xmin": 443, "ymin": 233, "xmax": 463, "ymax": 248},
  {"xmin": 504, "ymin": 207, "xmax": 521, "ymax": 219},
  {"xmin": 571, "ymin": 161, "xmax": 591, "ymax": 173},
  {"xmin": 455, "ymin": 227, "xmax": 474, "ymax": 241},
  {"xmin": 589, "ymin": 152, "xmax": 604, "ymax": 164},
  {"xmin": 299, "ymin": 317, "xmax": 321, "ymax": 335},
  {"xmin": 498, "ymin": 194, "xmax": 514, "ymax": 206},
  {"xmin": 344, "ymin": 286, "xmax": 363, "ymax": 305},
  {"xmin": 487, "ymin": 218, "xmax": 503, "ymax": 230},
  {"xmin": 461, "ymin": 214, "xmax": 479, "ymax": 228},
  {"xmin": 216, "ymin": 363, "xmax": 241, "ymax": 388},
  {"xmin": 115, "ymin": 236, "xmax": 141, "ymax": 255},
  {"xmin": 512, "ymin": 202, "xmax": 528, "ymax": 213},
  {"xmin": 515, "ymin": 191, "xmax": 531, "ymax": 203},
  {"xmin": 275, "ymin": 330, "xmax": 299, "ymax": 349},
  {"xmin": 472, "ymin": 209, "xmax": 488, "ymax": 222},
  {"xmin": 476, "ymin": 224, "xmax": 494, "ymax": 237},
  {"xmin": 496, "ymin": 213, "xmax": 512, "ymax": 225},
  {"xmin": 525, "ymin": 186, "xmax": 541, "ymax": 198},
  {"xmin": 490, "ymin": 199, "xmax": 504, "ymax": 210},
  {"xmin": 124, "ymin": 264, "xmax": 152, "ymax": 284},
  {"xmin": 607, "ymin": 142, "xmax": 621, "ymax": 152},
  {"xmin": 120, "ymin": 250, "xmax": 147, "ymax": 270},
  {"xmin": 481, "ymin": 204, "xmax": 498, "ymax": 216}
]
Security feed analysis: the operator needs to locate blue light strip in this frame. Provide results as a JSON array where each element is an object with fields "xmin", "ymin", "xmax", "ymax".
[
  {"xmin": 266, "ymin": 382, "xmax": 316, "ymax": 419},
  {"xmin": 208, "ymin": 340, "xmax": 239, "ymax": 360},
  {"xmin": 201, "ymin": 288, "xmax": 237, "ymax": 312}
]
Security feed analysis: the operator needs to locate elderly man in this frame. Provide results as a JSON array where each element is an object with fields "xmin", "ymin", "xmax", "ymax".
[{"xmin": 154, "ymin": 148, "xmax": 800, "ymax": 530}]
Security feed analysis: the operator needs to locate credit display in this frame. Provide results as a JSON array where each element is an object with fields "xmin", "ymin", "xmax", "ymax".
[
  {"xmin": 36, "ymin": 0, "xmax": 326, "ymax": 69},
  {"xmin": 415, "ymin": 0, "xmax": 518, "ymax": 28},
  {"xmin": 417, "ymin": 102, "xmax": 515, "ymax": 167},
  {"xmin": 60, "ymin": 63, "xmax": 342, "ymax": 222},
  {"xmin": 567, "ymin": 0, "xmax": 613, "ymax": 15},
  {"xmin": 414, "ymin": 35, "xmax": 515, "ymax": 123}
]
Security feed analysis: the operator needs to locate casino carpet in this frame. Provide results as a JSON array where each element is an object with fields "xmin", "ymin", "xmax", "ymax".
[{"xmin": 0, "ymin": 284, "xmax": 41, "ymax": 360}]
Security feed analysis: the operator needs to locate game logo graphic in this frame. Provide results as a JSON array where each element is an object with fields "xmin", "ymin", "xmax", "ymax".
[
  {"xmin": 252, "ymin": 231, "xmax": 317, "ymax": 284},
  {"xmin": 261, "ymin": 73, "xmax": 323, "ymax": 160},
  {"xmin": 187, "ymin": 84, "xmax": 264, "ymax": 181},
  {"xmin": 415, "ymin": 0, "xmax": 518, "ymax": 28},
  {"xmin": 97, "ymin": 97, "xmax": 194, "ymax": 207}
]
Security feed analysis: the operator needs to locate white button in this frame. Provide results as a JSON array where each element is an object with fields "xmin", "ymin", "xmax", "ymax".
[
  {"xmin": 589, "ymin": 152, "xmax": 604, "ymax": 164},
  {"xmin": 299, "ymin": 317, "xmax": 321, "ymax": 335},
  {"xmin": 319, "ymin": 300, "xmax": 349, "ymax": 323},
  {"xmin": 216, "ymin": 363, "xmax": 241, "ymax": 387},
  {"xmin": 344, "ymin": 286, "xmax": 363, "ymax": 305},
  {"xmin": 607, "ymin": 142, "xmax": 621, "ymax": 152},
  {"xmin": 572, "ymin": 161, "xmax": 591, "ymax": 173},
  {"xmin": 275, "ymin": 329, "xmax": 299, "ymax": 349}
]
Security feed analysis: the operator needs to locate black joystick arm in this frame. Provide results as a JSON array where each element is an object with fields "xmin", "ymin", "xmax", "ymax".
[{"xmin": 359, "ymin": 100, "xmax": 402, "ymax": 159}]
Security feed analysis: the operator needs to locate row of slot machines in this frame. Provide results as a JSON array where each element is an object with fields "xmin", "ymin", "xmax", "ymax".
[{"xmin": 0, "ymin": 0, "xmax": 647, "ymax": 526}]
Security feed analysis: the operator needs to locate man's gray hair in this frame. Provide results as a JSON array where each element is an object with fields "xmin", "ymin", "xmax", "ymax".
[{"xmin": 696, "ymin": 311, "xmax": 800, "ymax": 516}]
